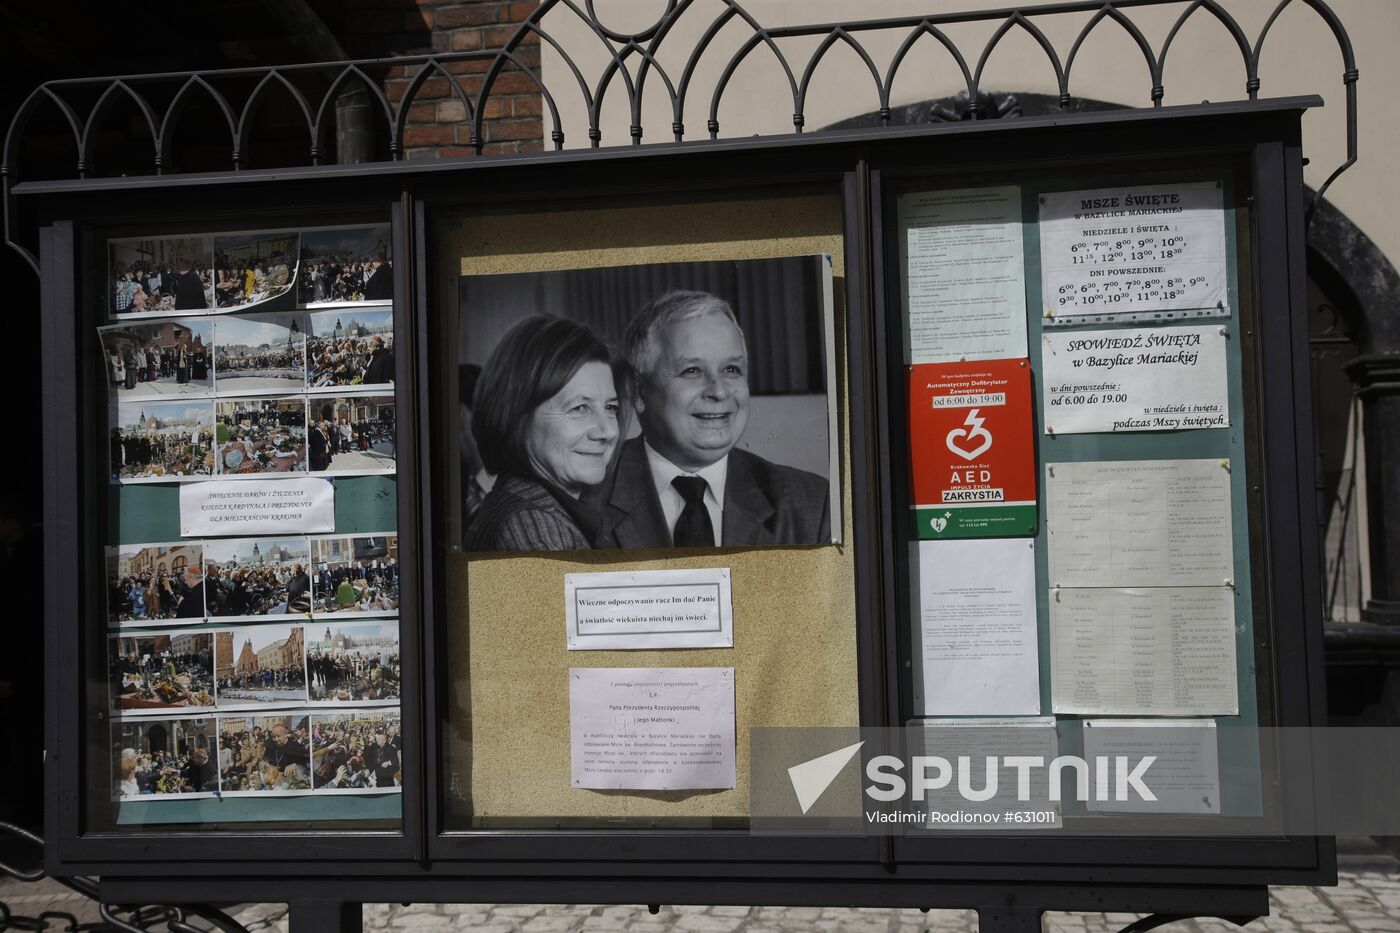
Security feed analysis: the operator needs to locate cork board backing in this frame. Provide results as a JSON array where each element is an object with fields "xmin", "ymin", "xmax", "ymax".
[{"xmin": 436, "ymin": 191, "xmax": 858, "ymax": 823}]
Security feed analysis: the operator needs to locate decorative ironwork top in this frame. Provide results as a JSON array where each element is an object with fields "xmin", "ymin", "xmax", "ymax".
[{"xmin": 2, "ymin": 0, "xmax": 1359, "ymax": 270}]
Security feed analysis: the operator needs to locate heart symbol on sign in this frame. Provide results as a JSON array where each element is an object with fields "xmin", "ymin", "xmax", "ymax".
[
  {"xmin": 931, "ymin": 517, "xmax": 948, "ymax": 533},
  {"xmin": 945, "ymin": 408, "xmax": 993, "ymax": 461}
]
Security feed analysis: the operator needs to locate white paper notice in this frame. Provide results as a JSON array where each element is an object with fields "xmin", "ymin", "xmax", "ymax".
[
  {"xmin": 899, "ymin": 186, "xmax": 1028, "ymax": 362},
  {"xmin": 1046, "ymin": 459, "xmax": 1233, "ymax": 588},
  {"xmin": 566, "ymin": 568, "xmax": 733, "ymax": 650},
  {"xmin": 910, "ymin": 539, "xmax": 1040, "ymax": 716},
  {"xmin": 569, "ymin": 668, "xmax": 735, "ymax": 790},
  {"xmin": 179, "ymin": 477, "xmax": 335, "ymax": 537},
  {"xmin": 917, "ymin": 717, "xmax": 1062, "ymax": 829},
  {"xmin": 1041, "ymin": 324, "xmax": 1229, "ymax": 434},
  {"xmin": 1083, "ymin": 719, "xmax": 1221, "ymax": 814},
  {"xmin": 1040, "ymin": 180, "xmax": 1228, "ymax": 323},
  {"xmin": 1050, "ymin": 587, "xmax": 1238, "ymax": 715}
]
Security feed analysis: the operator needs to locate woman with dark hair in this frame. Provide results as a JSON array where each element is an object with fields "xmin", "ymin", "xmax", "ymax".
[{"xmin": 464, "ymin": 316, "xmax": 623, "ymax": 551}]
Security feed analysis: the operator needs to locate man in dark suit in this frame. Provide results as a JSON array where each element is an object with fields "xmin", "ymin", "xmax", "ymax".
[
  {"xmin": 286, "ymin": 563, "xmax": 312, "ymax": 613},
  {"xmin": 588, "ymin": 290, "xmax": 829, "ymax": 548},
  {"xmin": 174, "ymin": 565, "xmax": 206, "ymax": 619},
  {"xmin": 362, "ymin": 335, "xmax": 394, "ymax": 385},
  {"xmin": 361, "ymin": 249, "xmax": 394, "ymax": 300},
  {"xmin": 180, "ymin": 747, "xmax": 218, "ymax": 793}
]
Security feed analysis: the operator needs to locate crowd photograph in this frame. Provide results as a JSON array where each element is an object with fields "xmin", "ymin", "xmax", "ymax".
[
  {"xmin": 111, "ymin": 717, "xmax": 219, "ymax": 799},
  {"xmin": 211, "ymin": 231, "xmax": 298, "ymax": 310},
  {"xmin": 109, "ymin": 633, "xmax": 215, "ymax": 712},
  {"xmin": 111, "ymin": 399, "xmax": 215, "ymax": 481},
  {"xmin": 307, "ymin": 307, "xmax": 394, "ymax": 389},
  {"xmin": 311, "ymin": 534, "xmax": 399, "ymax": 616},
  {"xmin": 110, "ymin": 714, "xmax": 218, "ymax": 795},
  {"xmin": 308, "ymin": 396, "xmax": 396, "ymax": 475},
  {"xmin": 203, "ymin": 536, "xmax": 313, "ymax": 619},
  {"xmin": 456, "ymin": 256, "xmax": 836, "ymax": 552},
  {"xmin": 109, "ymin": 236, "xmax": 213, "ymax": 316},
  {"xmin": 215, "ymin": 397, "xmax": 308, "ymax": 475},
  {"xmin": 298, "ymin": 225, "xmax": 393, "ymax": 305},
  {"xmin": 217, "ymin": 715, "xmax": 313, "ymax": 793},
  {"xmin": 310, "ymin": 711, "xmax": 402, "ymax": 792},
  {"xmin": 106, "ymin": 543, "xmax": 205, "ymax": 625},
  {"xmin": 307, "ymin": 621, "xmax": 400, "ymax": 703},
  {"xmin": 214, "ymin": 624, "xmax": 308, "ymax": 708},
  {"xmin": 101, "ymin": 319, "xmax": 213, "ymax": 398},
  {"xmin": 213, "ymin": 313, "xmax": 307, "ymax": 393}
]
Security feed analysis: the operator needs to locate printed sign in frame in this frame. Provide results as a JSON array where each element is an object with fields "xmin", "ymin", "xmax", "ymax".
[{"xmin": 907, "ymin": 358, "xmax": 1037, "ymax": 539}]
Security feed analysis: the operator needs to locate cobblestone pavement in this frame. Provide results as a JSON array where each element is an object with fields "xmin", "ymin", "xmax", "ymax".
[{"xmin": 1, "ymin": 852, "xmax": 1395, "ymax": 931}]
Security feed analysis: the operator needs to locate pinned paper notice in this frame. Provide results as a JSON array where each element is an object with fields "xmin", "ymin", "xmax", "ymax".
[
  {"xmin": 565, "ymin": 568, "xmax": 732, "ymax": 650},
  {"xmin": 179, "ymin": 477, "xmax": 335, "ymax": 537}
]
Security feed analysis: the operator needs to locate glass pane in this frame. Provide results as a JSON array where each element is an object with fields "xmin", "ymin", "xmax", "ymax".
[
  {"xmin": 431, "ymin": 187, "xmax": 859, "ymax": 831},
  {"xmin": 88, "ymin": 223, "xmax": 405, "ymax": 832}
]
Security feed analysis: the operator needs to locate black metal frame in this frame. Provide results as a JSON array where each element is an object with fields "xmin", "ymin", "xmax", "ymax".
[{"xmin": 20, "ymin": 99, "xmax": 1332, "ymax": 919}]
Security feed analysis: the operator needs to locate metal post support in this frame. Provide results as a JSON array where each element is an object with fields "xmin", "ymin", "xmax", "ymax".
[
  {"xmin": 976, "ymin": 905, "xmax": 1043, "ymax": 931},
  {"xmin": 289, "ymin": 899, "xmax": 362, "ymax": 933}
]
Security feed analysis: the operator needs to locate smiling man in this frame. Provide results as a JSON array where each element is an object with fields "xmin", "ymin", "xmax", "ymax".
[{"xmin": 590, "ymin": 289, "xmax": 829, "ymax": 548}]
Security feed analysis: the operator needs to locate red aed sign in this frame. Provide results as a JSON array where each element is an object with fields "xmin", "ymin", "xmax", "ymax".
[{"xmin": 908, "ymin": 358, "xmax": 1037, "ymax": 539}]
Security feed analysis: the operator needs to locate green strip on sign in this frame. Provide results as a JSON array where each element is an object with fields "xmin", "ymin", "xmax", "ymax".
[{"xmin": 913, "ymin": 504, "xmax": 1037, "ymax": 539}]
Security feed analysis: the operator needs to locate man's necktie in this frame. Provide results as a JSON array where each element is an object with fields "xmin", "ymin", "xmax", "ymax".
[{"xmin": 671, "ymin": 475, "xmax": 715, "ymax": 547}]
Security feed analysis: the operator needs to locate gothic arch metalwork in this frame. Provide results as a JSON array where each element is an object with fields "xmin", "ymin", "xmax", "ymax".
[{"xmin": 2, "ymin": 0, "xmax": 1360, "ymax": 273}]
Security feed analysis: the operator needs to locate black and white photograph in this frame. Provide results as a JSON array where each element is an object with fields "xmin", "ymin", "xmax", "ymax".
[
  {"xmin": 213, "ymin": 312, "xmax": 307, "ymax": 394},
  {"xmin": 214, "ymin": 625, "xmax": 308, "ymax": 709},
  {"xmin": 110, "ymin": 399, "xmax": 215, "ymax": 482},
  {"xmin": 215, "ymin": 397, "xmax": 308, "ymax": 475},
  {"xmin": 310, "ymin": 710, "xmax": 402, "ymax": 793},
  {"xmin": 111, "ymin": 717, "xmax": 219, "ymax": 800},
  {"xmin": 106, "ymin": 543, "xmax": 205, "ymax": 626},
  {"xmin": 109, "ymin": 236, "xmax": 213, "ymax": 317},
  {"xmin": 298, "ymin": 225, "xmax": 393, "ymax": 305},
  {"xmin": 203, "ymin": 536, "xmax": 313, "ymax": 620},
  {"xmin": 307, "ymin": 395, "xmax": 396, "ymax": 475},
  {"xmin": 109, "ymin": 632, "xmax": 215, "ymax": 714},
  {"xmin": 101, "ymin": 319, "xmax": 213, "ymax": 398},
  {"xmin": 457, "ymin": 255, "xmax": 838, "ymax": 553},
  {"xmin": 306, "ymin": 306, "xmax": 394, "ymax": 389},
  {"xmin": 211, "ymin": 231, "xmax": 298, "ymax": 310},
  {"xmin": 218, "ymin": 714, "xmax": 313, "ymax": 793},
  {"xmin": 312, "ymin": 534, "xmax": 399, "ymax": 617},
  {"xmin": 307, "ymin": 621, "xmax": 401, "ymax": 704}
]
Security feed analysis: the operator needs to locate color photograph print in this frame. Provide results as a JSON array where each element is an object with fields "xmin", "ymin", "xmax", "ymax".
[
  {"xmin": 307, "ymin": 305, "xmax": 394, "ymax": 390},
  {"xmin": 100, "ymin": 319, "xmax": 213, "ymax": 399},
  {"xmin": 307, "ymin": 620, "xmax": 401, "ymax": 705},
  {"xmin": 308, "ymin": 395, "xmax": 396, "ymax": 475},
  {"xmin": 456, "ymin": 254, "xmax": 838, "ymax": 553},
  {"xmin": 211, "ymin": 231, "xmax": 298, "ymax": 311},
  {"xmin": 214, "ymin": 625, "xmax": 308, "ymax": 709},
  {"xmin": 106, "ymin": 542, "xmax": 205, "ymax": 626},
  {"xmin": 213, "ymin": 312, "xmax": 307, "ymax": 394},
  {"xmin": 215, "ymin": 397, "xmax": 308, "ymax": 475},
  {"xmin": 298, "ymin": 224, "xmax": 393, "ymax": 306},
  {"xmin": 111, "ymin": 399, "xmax": 215, "ymax": 483},
  {"xmin": 111, "ymin": 717, "xmax": 218, "ymax": 800},
  {"xmin": 218, "ymin": 713, "xmax": 312, "ymax": 794},
  {"xmin": 312, "ymin": 534, "xmax": 399, "ymax": 617},
  {"xmin": 109, "ymin": 236, "xmax": 213, "ymax": 317},
  {"xmin": 310, "ymin": 709, "xmax": 402, "ymax": 793},
  {"xmin": 202, "ymin": 536, "xmax": 313, "ymax": 621},
  {"xmin": 109, "ymin": 632, "xmax": 215, "ymax": 714}
]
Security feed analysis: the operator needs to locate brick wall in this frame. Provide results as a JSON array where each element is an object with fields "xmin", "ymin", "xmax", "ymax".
[{"xmin": 341, "ymin": 0, "xmax": 544, "ymax": 158}]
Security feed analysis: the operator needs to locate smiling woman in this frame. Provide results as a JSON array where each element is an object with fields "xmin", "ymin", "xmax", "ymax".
[
  {"xmin": 457, "ymin": 256, "xmax": 837, "ymax": 552},
  {"xmin": 463, "ymin": 316, "xmax": 624, "ymax": 552}
]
